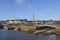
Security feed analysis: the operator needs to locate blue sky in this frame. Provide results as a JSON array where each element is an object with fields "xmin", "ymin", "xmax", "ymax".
[{"xmin": 0, "ymin": 0, "xmax": 60, "ymax": 20}]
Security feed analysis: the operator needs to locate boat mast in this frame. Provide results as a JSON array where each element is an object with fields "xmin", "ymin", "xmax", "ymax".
[{"xmin": 33, "ymin": 12, "xmax": 35, "ymax": 21}]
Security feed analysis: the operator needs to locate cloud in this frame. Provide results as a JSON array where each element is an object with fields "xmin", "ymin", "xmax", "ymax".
[
  {"xmin": 15, "ymin": 0, "xmax": 33, "ymax": 10},
  {"xmin": 16, "ymin": 0, "xmax": 25, "ymax": 4}
]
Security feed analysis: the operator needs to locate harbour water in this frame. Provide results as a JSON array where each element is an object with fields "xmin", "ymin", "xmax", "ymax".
[
  {"xmin": 56, "ymin": 35, "xmax": 60, "ymax": 40},
  {"xmin": 0, "ymin": 29, "xmax": 58, "ymax": 40}
]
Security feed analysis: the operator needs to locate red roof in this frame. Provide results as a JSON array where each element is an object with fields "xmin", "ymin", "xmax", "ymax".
[{"xmin": 32, "ymin": 22, "xmax": 41, "ymax": 24}]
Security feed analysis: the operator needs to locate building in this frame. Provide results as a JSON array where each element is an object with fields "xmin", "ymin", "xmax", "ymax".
[{"xmin": 6, "ymin": 19, "xmax": 27, "ymax": 24}]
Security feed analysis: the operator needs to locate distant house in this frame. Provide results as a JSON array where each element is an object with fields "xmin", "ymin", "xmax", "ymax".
[
  {"xmin": 27, "ymin": 20, "xmax": 55, "ymax": 25},
  {"xmin": 6, "ymin": 19, "xmax": 27, "ymax": 24},
  {"xmin": 38, "ymin": 20, "xmax": 55, "ymax": 25},
  {"xmin": 27, "ymin": 21, "xmax": 42, "ymax": 26}
]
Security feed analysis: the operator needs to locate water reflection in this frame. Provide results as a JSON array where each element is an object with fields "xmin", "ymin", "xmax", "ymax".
[
  {"xmin": 0, "ymin": 29, "xmax": 56, "ymax": 40},
  {"xmin": 56, "ymin": 35, "xmax": 60, "ymax": 40}
]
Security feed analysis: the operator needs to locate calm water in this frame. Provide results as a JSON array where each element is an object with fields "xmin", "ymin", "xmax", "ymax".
[
  {"xmin": 56, "ymin": 35, "xmax": 60, "ymax": 40},
  {"xmin": 0, "ymin": 29, "xmax": 58, "ymax": 40}
]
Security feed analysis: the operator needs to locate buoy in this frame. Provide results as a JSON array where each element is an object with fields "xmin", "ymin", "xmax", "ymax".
[{"xmin": 3, "ymin": 26, "xmax": 8, "ymax": 30}]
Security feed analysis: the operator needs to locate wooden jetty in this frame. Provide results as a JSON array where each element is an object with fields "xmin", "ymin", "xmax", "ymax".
[{"xmin": 33, "ymin": 29, "xmax": 55, "ymax": 35}]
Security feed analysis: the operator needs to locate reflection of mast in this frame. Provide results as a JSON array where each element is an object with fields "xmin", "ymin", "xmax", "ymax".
[{"xmin": 33, "ymin": 13, "xmax": 35, "ymax": 21}]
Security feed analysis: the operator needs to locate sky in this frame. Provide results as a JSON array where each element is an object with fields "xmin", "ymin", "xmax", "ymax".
[{"xmin": 0, "ymin": 0, "xmax": 60, "ymax": 20}]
